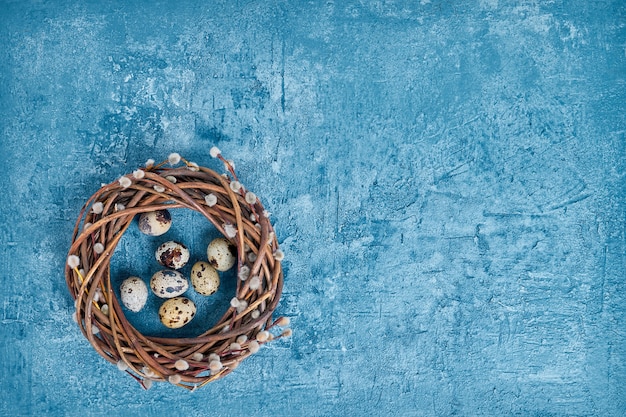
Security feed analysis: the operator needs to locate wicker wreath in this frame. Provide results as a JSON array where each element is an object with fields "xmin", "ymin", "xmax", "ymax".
[{"xmin": 65, "ymin": 150, "xmax": 290, "ymax": 390}]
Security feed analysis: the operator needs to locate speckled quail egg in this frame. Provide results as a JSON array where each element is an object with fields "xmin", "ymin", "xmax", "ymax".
[
  {"xmin": 150, "ymin": 270, "xmax": 189, "ymax": 298},
  {"xmin": 207, "ymin": 237, "xmax": 236, "ymax": 271},
  {"xmin": 155, "ymin": 240, "xmax": 190, "ymax": 270},
  {"xmin": 138, "ymin": 209, "xmax": 172, "ymax": 236},
  {"xmin": 159, "ymin": 297, "xmax": 196, "ymax": 329},
  {"xmin": 120, "ymin": 277, "xmax": 148, "ymax": 312},
  {"xmin": 190, "ymin": 261, "xmax": 220, "ymax": 296}
]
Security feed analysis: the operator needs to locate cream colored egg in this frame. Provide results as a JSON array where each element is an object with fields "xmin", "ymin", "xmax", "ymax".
[
  {"xmin": 207, "ymin": 238, "xmax": 236, "ymax": 271},
  {"xmin": 120, "ymin": 276, "xmax": 148, "ymax": 312},
  {"xmin": 155, "ymin": 240, "xmax": 190, "ymax": 270},
  {"xmin": 191, "ymin": 261, "xmax": 220, "ymax": 296},
  {"xmin": 150, "ymin": 270, "xmax": 189, "ymax": 298},
  {"xmin": 159, "ymin": 297, "xmax": 196, "ymax": 329},
  {"xmin": 138, "ymin": 209, "xmax": 172, "ymax": 236}
]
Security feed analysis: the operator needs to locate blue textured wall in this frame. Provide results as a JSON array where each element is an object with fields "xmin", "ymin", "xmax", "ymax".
[{"xmin": 1, "ymin": 1, "xmax": 625, "ymax": 416}]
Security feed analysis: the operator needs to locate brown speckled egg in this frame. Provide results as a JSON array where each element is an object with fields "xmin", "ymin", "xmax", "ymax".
[
  {"xmin": 150, "ymin": 270, "xmax": 189, "ymax": 298},
  {"xmin": 138, "ymin": 210, "xmax": 172, "ymax": 236},
  {"xmin": 159, "ymin": 297, "xmax": 196, "ymax": 329},
  {"xmin": 207, "ymin": 238, "xmax": 236, "ymax": 271},
  {"xmin": 191, "ymin": 261, "xmax": 220, "ymax": 296},
  {"xmin": 155, "ymin": 240, "xmax": 190, "ymax": 270},
  {"xmin": 120, "ymin": 277, "xmax": 148, "ymax": 312}
]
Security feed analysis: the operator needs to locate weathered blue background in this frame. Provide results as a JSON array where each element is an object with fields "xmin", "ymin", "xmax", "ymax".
[{"xmin": 1, "ymin": 1, "xmax": 625, "ymax": 416}]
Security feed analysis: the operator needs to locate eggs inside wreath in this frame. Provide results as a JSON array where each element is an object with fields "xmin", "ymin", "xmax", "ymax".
[{"xmin": 65, "ymin": 150, "xmax": 291, "ymax": 390}]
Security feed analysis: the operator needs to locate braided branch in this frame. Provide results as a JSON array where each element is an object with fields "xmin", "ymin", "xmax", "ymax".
[{"xmin": 65, "ymin": 155, "xmax": 288, "ymax": 390}]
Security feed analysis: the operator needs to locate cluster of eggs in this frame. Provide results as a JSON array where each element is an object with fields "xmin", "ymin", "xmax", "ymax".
[{"xmin": 119, "ymin": 209, "xmax": 236, "ymax": 329}]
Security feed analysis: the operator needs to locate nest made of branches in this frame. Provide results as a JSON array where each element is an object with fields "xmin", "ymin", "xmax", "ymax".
[{"xmin": 65, "ymin": 153, "xmax": 289, "ymax": 390}]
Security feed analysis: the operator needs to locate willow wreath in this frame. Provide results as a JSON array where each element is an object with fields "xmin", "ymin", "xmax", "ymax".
[{"xmin": 65, "ymin": 149, "xmax": 290, "ymax": 390}]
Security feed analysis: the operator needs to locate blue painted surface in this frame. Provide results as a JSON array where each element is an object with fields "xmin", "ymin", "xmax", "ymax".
[{"xmin": 1, "ymin": 1, "xmax": 625, "ymax": 416}]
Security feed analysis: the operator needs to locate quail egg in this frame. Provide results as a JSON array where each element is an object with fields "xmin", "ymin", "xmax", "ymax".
[
  {"xmin": 120, "ymin": 276, "xmax": 148, "ymax": 312},
  {"xmin": 207, "ymin": 237, "xmax": 236, "ymax": 271},
  {"xmin": 138, "ymin": 209, "xmax": 172, "ymax": 236},
  {"xmin": 150, "ymin": 270, "xmax": 189, "ymax": 298},
  {"xmin": 190, "ymin": 261, "xmax": 220, "ymax": 296},
  {"xmin": 159, "ymin": 297, "xmax": 196, "ymax": 329},
  {"xmin": 155, "ymin": 240, "xmax": 190, "ymax": 270}
]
